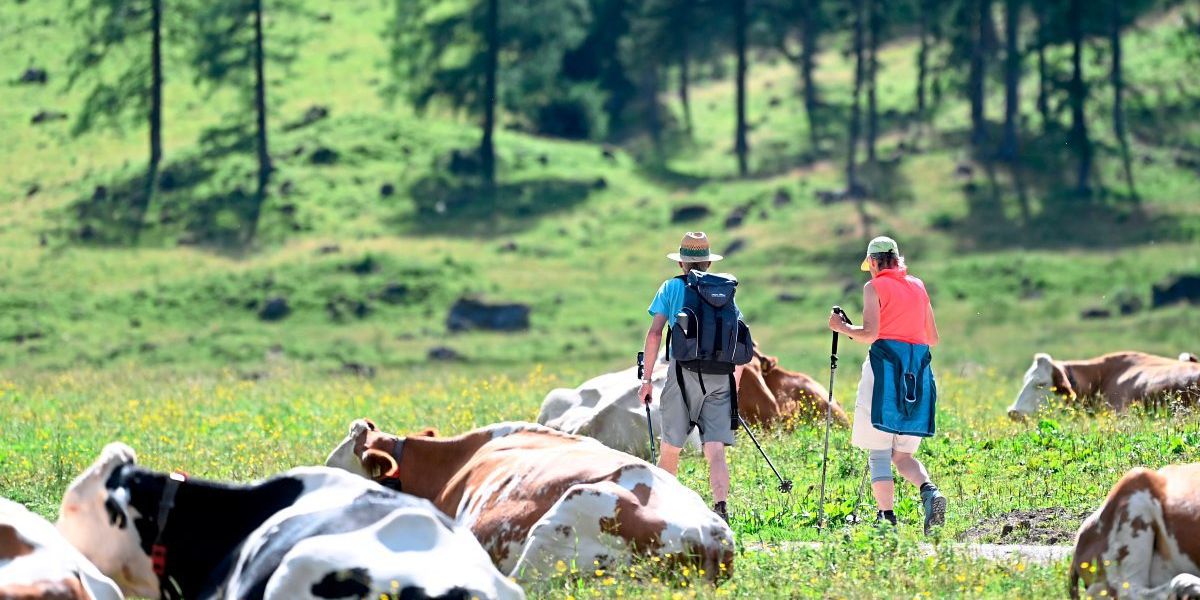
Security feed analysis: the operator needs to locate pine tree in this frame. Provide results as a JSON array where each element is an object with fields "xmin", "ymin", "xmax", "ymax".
[{"xmin": 66, "ymin": 0, "xmax": 165, "ymax": 230}]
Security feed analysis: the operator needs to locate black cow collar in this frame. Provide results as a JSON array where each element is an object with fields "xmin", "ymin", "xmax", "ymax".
[{"xmin": 153, "ymin": 471, "xmax": 188, "ymax": 597}]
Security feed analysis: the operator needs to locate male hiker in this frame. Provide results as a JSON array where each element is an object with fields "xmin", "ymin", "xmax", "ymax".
[{"xmin": 639, "ymin": 231, "xmax": 754, "ymax": 523}]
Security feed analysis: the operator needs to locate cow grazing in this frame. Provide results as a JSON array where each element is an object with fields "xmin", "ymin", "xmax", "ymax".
[
  {"xmin": 1, "ymin": 497, "xmax": 122, "ymax": 600},
  {"xmin": 1069, "ymin": 464, "xmax": 1200, "ymax": 599},
  {"xmin": 739, "ymin": 348, "xmax": 848, "ymax": 428},
  {"xmin": 537, "ymin": 358, "xmax": 700, "ymax": 459},
  {"xmin": 325, "ymin": 420, "xmax": 734, "ymax": 583},
  {"xmin": 1008, "ymin": 352, "xmax": 1200, "ymax": 420},
  {"xmin": 56, "ymin": 443, "xmax": 523, "ymax": 600},
  {"xmin": 1182, "ymin": 353, "xmax": 1198, "ymax": 364}
]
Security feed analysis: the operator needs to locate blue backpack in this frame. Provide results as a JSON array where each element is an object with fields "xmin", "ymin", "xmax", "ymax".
[
  {"xmin": 668, "ymin": 270, "xmax": 755, "ymax": 375},
  {"xmin": 666, "ymin": 271, "xmax": 755, "ymax": 433}
]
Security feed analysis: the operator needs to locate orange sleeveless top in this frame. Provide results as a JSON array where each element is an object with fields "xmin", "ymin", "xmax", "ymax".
[{"xmin": 872, "ymin": 267, "xmax": 930, "ymax": 345}]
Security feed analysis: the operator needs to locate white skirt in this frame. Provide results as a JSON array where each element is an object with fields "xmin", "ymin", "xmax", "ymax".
[{"xmin": 850, "ymin": 359, "xmax": 922, "ymax": 453}]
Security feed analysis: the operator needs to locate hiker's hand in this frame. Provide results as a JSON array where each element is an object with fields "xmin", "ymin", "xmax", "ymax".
[
  {"xmin": 639, "ymin": 382, "xmax": 654, "ymax": 405},
  {"xmin": 829, "ymin": 312, "xmax": 847, "ymax": 333}
]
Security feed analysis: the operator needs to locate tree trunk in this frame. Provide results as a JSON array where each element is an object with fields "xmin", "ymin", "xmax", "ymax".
[
  {"xmin": 734, "ymin": 0, "xmax": 749, "ymax": 176},
  {"xmin": 970, "ymin": 0, "xmax": 989, "ymax": 147},
  {"xmin": 148, "ymin": 0, "xmax": 162, "ymax": 188},
  {"xmin": 251, "ymin": 0, "xmax": 271, "ymax": 241},
  {"xmin": 481, "ymin": 0, "xmax": 499, "ymax": 189},
  {"xmin": 1000, "ymin": 0, "xmax": 1020, "ymax": 160},
  {"xmin": 1069, "ymin": 0, "xmax": 1091, "ymax": 195},
  {"xmin": 1111, "ymin": 0, "xmax": 1136, "ymax": 199},
  {"xmin": 1035, "ymin": 6, "xmax": 1050, "ymax": 133},
  {"xmin": 801, "ymin": 0, "xmax": 820, "ymax": 149},
  {"xmin": 646, "ymin": 66, "xmax": 663, "ymax": 153},
  {"xmin": 846, "ymin": 0, "xmax": 865, "ymax": 192},
  {"xmin": 678, "ymin": 9, "xmax": 692, "ymax": 137},
  {"xmin": 866, "ymin": 0, "xmax": 879, "ymax": 163},
  {"xmin": 916, "ymin": 0, "xmax": 929, "ymax": 122}
]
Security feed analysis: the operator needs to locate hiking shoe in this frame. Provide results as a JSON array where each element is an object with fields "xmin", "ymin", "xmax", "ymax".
[
  {"xmin": 921, "ymin": 486, "xmax": 947, "ymax": 534},
  {"xmin": 713, "ymin": 501, "xmax": 729, "ymax": 524}
]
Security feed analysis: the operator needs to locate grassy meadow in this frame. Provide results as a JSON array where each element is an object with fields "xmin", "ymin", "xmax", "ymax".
[{"xmin": 2, "ymin": 0, "xmax": 1200, "ymax": 597}]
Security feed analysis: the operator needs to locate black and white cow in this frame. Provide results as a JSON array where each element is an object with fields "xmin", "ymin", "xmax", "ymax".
[
  {"xmin": 1, "ymin": 496, "xmax": 122, "ymax": 600},
  {"xmin": 56, "ymin": 443, "xmax": 524, "ymax": 600}
]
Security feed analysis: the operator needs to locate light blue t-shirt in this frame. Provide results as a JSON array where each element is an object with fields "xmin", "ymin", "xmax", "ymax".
[{"xmin": 647, "ymin": 277, "xmax": 742, "ymax": 327}]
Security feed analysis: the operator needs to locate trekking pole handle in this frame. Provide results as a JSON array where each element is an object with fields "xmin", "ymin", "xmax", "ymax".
[{"xmin": 830, "ymin": 306, "xmax": 852, "ymax": 360}]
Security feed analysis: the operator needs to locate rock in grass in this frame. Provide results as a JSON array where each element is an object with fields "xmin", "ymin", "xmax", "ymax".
[
  {"xmin": 671, "ymin": 204, "xmax": 710, "ymax": 224},
  {"xmin": 1080, "ymin": 307, "xmax": 1112, "ymax": 320},
  {"xmin": 18, "ymin": 67, "xmax": 47, "ymax": 84},
  {"xmin": 1152, "ymin": 274, "xmax": 1200, "ymax": 308},
  {"xmin": 310, "ymin": 146, "xmax": 339, "ymax": 165},
  {"xmin": 428, "ymin": 346, "xmax": 463, "ymax": 362},
  {"xmin": 31, "ymin": 110, "xmax": 67, "ymax": 125},
  {"xmin": 773, "ymin": 188, "xmax": 792, "ymax": 208},
  {"xmin": 723, "ymin": 238, "xmax": 747, "ymax": 258},
  {"xmin": 446, "ymin": 298, "xmax": 530, "ymax": 332},
  {"xmin": 258, "ymin": 297, "xmax": 291, "ymax": 321}
]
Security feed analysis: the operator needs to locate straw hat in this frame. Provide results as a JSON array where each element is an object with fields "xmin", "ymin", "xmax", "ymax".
[{"xmin": 667, "ymin": 231, "xmax": 723, "ymax": 263}]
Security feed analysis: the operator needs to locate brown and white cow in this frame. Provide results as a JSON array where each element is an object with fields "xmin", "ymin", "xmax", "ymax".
[
  {"xmin": 0, "ymin": 497, "xmax": 122, "ymax": 600},
  {"xmin": 1069, "ymin": 464, "xmax": 1200, "ymax": 599},
  {"xmin": 325, "ymin": 420, "xmax": 734, "ymax": 583},
  {"xmin": 739, "ymin": 348, "xmax": 849, "ymax": 428},
  {"xmin": 1008, "ymin": 352, "xmax": 1200, "ymax": 420}
]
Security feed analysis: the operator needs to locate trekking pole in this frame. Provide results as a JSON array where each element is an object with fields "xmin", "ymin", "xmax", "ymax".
[
  {"xmin": 637, "ymin": 352, "xmax": 658, "ymax": 464},
  {"xmin": 738, "ymin": 415, "xmax": 793, "ymax": 493},
  {"xmin": 818, "ymin": 306, "xmax": 852, "ymax": 531}
]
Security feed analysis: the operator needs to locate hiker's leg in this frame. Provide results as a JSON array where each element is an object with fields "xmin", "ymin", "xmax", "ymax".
[
  {"xmin": 703, "ymin": 442, "xmax": 730, "ymax": 503},
  {"xmin": 892, "ymin": 450, "xmax": 931, "ymax": 487},
  {"xmin": 658, "ymin": 442, "xmax": 682, "ymax": 475},
  {"xmin": 868, "ymin": 448, "xmax": 895, "ymax": 511}
]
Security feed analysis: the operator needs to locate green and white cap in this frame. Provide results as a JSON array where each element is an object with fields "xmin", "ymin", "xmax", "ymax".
[{"xmin": 860, "ymin": 236, "xmax": 899, "ymax": 271}]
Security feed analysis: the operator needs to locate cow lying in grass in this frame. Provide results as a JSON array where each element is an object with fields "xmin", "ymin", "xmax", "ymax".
[
  {"xmin": 537, "ymin": 357, "xmax": 700, "ymax": 460},
  {"xmin": 740, "ymin": 348, "xmax": 848, "ymax": 428},
  {"xmin": 1008, "ymin": 352, "xmax": 1200, "ymax": 420},
  {"xmin": 1, "ymin": 497, "xmax": 122, "ymax": 600},
  {"xmin": 57, "ymin": 443, "xmax": 523, "ymax": 600},
  {"xmin": 538, "ymin": 347, "xmax": 840, "ymax": 458},
  {"xmin": 1069, "ymin": 464, "xmax": 1200, "ymax": 600},
  {"xmin": 326, "ymin": 420, "xmax": 734, "ymax": 583}
]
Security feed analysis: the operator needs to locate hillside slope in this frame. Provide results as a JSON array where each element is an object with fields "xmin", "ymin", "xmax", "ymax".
[{"xmin": 1, "ymin": 1, "xmax": 1198, "ymax": 378}]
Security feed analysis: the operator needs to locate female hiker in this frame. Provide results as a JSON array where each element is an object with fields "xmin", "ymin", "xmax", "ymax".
[{"xmin": 828, "ymin": 236, "xmax": 947, "ymax": 533}]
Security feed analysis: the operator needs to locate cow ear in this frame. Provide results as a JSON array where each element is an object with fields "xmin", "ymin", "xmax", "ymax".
[
  {"xmin": 104, "ymin": 495, "xmax": 128, "ymax": 529},
  {"xmin": 415, "ymin": 428, "xmax": 438, "ymax": 438},
  {"xmin": 361, "ymin": 449, "xmax": 400, "ymax": 481},
  {"xmin": 1050, "ymin": 363, "xmax": 1076, "ymax": 399}
]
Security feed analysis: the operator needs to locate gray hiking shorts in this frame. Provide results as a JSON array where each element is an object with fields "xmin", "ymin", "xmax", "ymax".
[{"xmin": 660, "ymin": 360, "xmax": 736, "ymax": 447}]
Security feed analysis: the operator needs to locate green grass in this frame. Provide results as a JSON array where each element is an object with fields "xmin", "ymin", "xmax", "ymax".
[
  {"xmin": 3, "ymin": 1, "xmax": 1200, "ymax": 597},
  {"xmin": 2, "ymin": 367, "xmax": 1196, "ymax": 597}
]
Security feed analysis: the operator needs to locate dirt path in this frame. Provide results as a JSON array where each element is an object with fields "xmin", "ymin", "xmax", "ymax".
[{"xmin": 744, "ymin": 541, "xmax": 1072, "ymax": 565}]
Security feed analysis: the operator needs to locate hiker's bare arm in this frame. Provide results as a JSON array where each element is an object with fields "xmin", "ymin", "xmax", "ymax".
[
  {"xmin": 829, "ymin": 283, "xmax": 880, "ymax": 344},
  {"xmin": 639, "ymin": 314, "xmax": 669, "ymax": 403}
]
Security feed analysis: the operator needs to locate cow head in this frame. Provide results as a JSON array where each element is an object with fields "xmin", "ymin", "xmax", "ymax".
[
  {"xmin": 1181, "ymin": 352, "xmax": 1199, "ymax": 363},
  {"xmin": 325, "ymin": 419, "xmax": 436, "ymax": 486},
  {"xmin": 1008, "ymin": 353, "xmax": 1076, "ymax": 420},
  {"xmin": 753, "ymin": 347, "xmax": 780, "ymax": 374},
  {"xmin": 56, "ymin": 443, "xmax": 159, "ymax": 599}
]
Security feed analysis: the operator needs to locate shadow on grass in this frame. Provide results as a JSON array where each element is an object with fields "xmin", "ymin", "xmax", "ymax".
[
  {"xmin": 942, "ymin": 132, "xmax": 1189, "ymax": 251},
  {"xmin": 399, "ymin": 174, "xmax": 596, "ymax": 237},
  {"xmin": 61, "ymin": 124, "xmax": 276, "ymax": 250}
]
